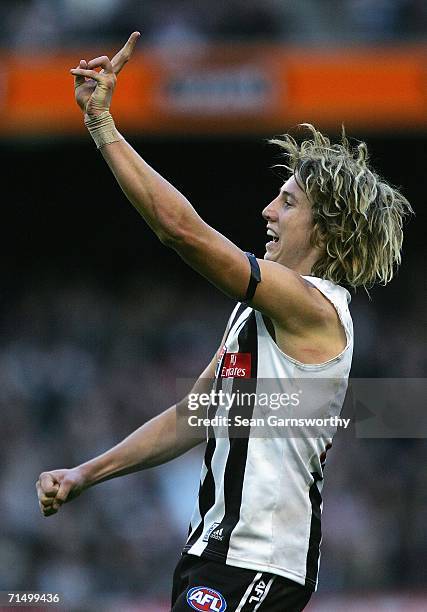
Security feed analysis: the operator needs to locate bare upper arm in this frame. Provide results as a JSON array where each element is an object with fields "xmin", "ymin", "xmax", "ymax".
[{"xmin": 169, "ymin": 220, "xmax": 326, "ymax": 333}]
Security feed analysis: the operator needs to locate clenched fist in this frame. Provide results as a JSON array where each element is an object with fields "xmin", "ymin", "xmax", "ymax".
[{"xmin": 36, "ymin": 467, "xmax": 87, "ymax": 517}]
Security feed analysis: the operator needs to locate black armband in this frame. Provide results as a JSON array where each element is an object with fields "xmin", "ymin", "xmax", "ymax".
[{"xmin": 243, "ymin": 252, "xmax": 261, "ymax": 303}]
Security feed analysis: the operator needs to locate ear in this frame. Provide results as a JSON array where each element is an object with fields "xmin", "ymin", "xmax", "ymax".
[{"xmin": 309, "ymin": 221, "xmax": 327, "ymax": 252}]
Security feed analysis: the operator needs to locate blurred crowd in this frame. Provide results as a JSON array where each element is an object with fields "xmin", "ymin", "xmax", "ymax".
[
  {"xmin": 0, "ymin": 271, "xmax": 425, "ymax": 606},
  {"xmin": 0, "ymin": 0, "xmax": 426, "ymax": 49},
  {"xmin": 0, "ymin": 1, "xmax": 425, "ymax": 609}
]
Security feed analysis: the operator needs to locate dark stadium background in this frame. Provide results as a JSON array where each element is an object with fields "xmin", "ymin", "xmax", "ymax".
[
  {"xmin": 2, "ymin": 133, "xmax": 425, "ymax": 308},
  {"xmin": 1, "ymin": 133, "xmax": 425, "ymax": 610},
  {"xmin": 0, "ymin": 1, "xmax": 426, "ymax": 611}
]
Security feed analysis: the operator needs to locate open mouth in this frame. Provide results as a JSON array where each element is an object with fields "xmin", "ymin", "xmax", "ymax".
[{"xmin": 266, "ymin": 228, "xmax": 279, "ymax": 246}]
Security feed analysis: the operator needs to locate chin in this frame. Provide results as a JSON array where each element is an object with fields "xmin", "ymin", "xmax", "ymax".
[{"xmin": 264, "ymin": 250, "xmax": 277, "ymax": 262}]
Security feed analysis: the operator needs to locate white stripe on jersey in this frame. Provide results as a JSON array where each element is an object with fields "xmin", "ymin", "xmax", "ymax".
[{"xmin": 188, "ymin": 436, "xmax": 230, "ymax": 557}]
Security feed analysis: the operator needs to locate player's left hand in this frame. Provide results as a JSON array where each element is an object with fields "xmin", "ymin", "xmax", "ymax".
[
  {"xmin": 36, "ymin": 467, "xmax": 87, "ymax": 517},
  {"xmin": 70, "ymin": 31, "xmax": 140, "ymax": 120}
]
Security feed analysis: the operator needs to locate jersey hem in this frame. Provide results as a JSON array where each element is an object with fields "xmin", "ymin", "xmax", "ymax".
[{"xmin": 182, "ymin": 546, "xmax": 317, "ymax": 591}]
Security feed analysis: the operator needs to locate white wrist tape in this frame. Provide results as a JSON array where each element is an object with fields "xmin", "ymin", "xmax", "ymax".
[{"xmin": 84, "ymin": 111, "xmax": 123, "ymax": 149}]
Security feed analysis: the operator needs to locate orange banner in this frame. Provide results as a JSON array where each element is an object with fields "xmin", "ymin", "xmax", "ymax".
[{"xmin": 0, "ymin": 44, "xmax": 426, "ymax": 136}]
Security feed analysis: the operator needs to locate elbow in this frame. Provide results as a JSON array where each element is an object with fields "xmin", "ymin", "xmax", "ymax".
[
  {"xmin": 157, "ymin": 229, "xmax": 174, "ymax": 247},
  {"xmin": 154, "ymin": 208, "xmax": 191, "ymax": 248},
  {"xmin": 154, "ymin": 205, "xmax": 205, "ymax": 251},
  {"xmin": 157, "ymin": 227, "xmax": 185, "ymax": 248},
  {"xmin": 157, "ymin": 225, "xmax": 196, "ymax": 250}
]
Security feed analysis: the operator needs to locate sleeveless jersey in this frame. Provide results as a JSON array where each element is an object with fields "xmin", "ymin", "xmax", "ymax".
[{"xmin": 183, "ymin": 276, "xmax": 353, "ymax": 591}]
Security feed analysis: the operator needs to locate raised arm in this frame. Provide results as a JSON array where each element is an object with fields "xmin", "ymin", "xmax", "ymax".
[
  {"xmin": 70, "ymin": 33, "xmax": 328, "ymax": 333},
  {"xmin": 36, "ymin": 356, "xmax": 216, "ymax": 517}
]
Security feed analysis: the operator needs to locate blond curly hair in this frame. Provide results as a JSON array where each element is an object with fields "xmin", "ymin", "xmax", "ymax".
[{"xmin": 270, "ymin": 124, "xmax": 413, "ymax": 288}]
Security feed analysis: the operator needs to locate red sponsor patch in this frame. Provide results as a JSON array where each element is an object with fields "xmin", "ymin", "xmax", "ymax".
[{"xmin": 220, "ymin": 352, "xmax": 251, "ymax": 378}]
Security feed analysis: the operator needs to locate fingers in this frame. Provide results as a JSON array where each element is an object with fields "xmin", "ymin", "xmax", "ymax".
[
  {"xmin": 38, "ymin": 491, "xmax": 63, "ymax": 516},
  {"xmin": 36, "ymin": 475, "xmax": 61, "ymax": 517},
  {"xmin": 55, "ymin": 478, "xmax": 73, "ymax": 504},
  {"xmin": 70, "ymin": 67, "xmax": 105, "ymax": 82},
  {"xmin": 36, "ymin": 485, "xmax": 58, "ymax": 506},
  {"xmin": 39, "ymin": 498, "xmax": 59, "ymax": 516},
  {"xmin": 36, "ymin": 470, "xmax": 67, "ymax": 513},
  {"xmin": 71, "ymin": 55, "xmax": 116, "ymax": 86},
  {"xmin": 73, "ymin": 59, "xmax": 88, "ymax": 89},
  {"xmin": 38, "ymin": 495, "xmax": 56, "ymax": 516},
  {"xmin": 87, "ymin": 55, "xmax": 114, "ymax": 74},
  {"xmin": 38, "ymin": 472, "xmax": 60, "ymax": 497},
  {"xmin": 41, "ymin": 505, "xmax": 58, "ymax": 517},
  {"xmin": 111, "ymin": 31, "xmax": 141, "ymax": 75},
  {"xmin": 71, "ymin": 30, "xmax": 140, "ymax": 85}
]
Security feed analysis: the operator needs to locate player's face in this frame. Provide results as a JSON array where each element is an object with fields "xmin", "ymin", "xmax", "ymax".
[{"xmin": 262, "ymin": 175, "xmax": 316, "ymax": 271}]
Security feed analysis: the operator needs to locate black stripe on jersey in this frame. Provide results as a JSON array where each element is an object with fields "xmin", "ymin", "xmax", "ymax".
[
  {"xmin": 184, "ymin": 304, "xmax": 248, "ymax": 550},
  {"xmin": 305, "ymin": 472, "xmax": 322, "ymax": 588},
  {"xmin": 203, "ymin": 309, "xmax": 258, "ymax": 560},
  {"xmin": 184, "ymin": 437, "xmax": 216, "ymax": 549},
  {"xmin": 185, "ymin": 372, "xmax": 227, "ymax": 549},
  {"xmin": 228, "ymin": 303, "xmax": 249, "ymax": 334}
]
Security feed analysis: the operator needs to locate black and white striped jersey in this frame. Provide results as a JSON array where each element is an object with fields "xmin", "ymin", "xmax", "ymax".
[{"xmin": 183, "ymin": 276, "xmax": 353, "ymax": 591}]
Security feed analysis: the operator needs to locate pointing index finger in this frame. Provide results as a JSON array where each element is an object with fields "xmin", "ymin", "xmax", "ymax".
[{"xmin": 111, "ymin": 31, "xmax": 141, "ymax": 75}]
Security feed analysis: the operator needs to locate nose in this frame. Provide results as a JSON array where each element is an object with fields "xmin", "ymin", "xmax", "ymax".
[{"xmin": 262, "ymin": 197, "xmax": 279, "ymax": 221}]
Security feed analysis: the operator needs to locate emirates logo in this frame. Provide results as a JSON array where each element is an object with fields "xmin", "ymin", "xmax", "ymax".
[{"xmin": 220, "ymin": 352, "xmax": 251, "ymax": 378}]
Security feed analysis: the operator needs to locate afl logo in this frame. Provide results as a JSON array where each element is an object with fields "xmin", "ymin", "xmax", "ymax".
[{"xmin": 186, "ymin": 586, "xmax": 227, "ymax": 611}]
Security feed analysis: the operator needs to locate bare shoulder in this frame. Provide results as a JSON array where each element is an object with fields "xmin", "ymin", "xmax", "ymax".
[
  {"xmin": 252, "ymin": 259, "xmax": 332, "ymax": 331},
  {"xmin": 268, "ymin": 280, "xmax": 348, "ymax": 364}
]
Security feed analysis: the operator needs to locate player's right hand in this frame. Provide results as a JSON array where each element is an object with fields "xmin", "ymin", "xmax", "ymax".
[
  {"xmin": 36, "ymin": 468, "xmax": 87, "ymax": 517},
  {"xmin": 70, "ymin": 31, "xmax": 140, "ymax": 119}
]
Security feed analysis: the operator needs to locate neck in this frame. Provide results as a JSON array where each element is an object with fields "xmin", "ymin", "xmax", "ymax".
[{"xmin": 286, "ymin": 250, "xmax": 321, "ymax": 277}]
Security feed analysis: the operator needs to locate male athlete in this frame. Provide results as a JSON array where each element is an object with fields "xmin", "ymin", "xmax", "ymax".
[{"xmin": 36, "ymin": 33, "xmax": 412, "ymax": 611}]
